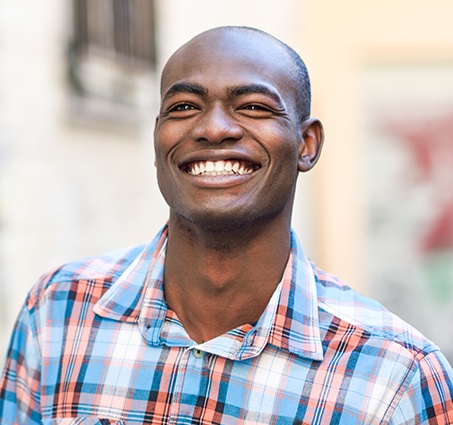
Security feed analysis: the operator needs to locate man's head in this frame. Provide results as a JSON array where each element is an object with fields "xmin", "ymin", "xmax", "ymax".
[
  {"xmin": 154, "ymin": 26, "xmax": 324, "ymax": 231},
  {"xmin": 161, "ymin": 26, "xmax": 312, "ymax": 122}
]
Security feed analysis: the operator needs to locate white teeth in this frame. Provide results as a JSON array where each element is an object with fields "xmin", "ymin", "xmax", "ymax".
[
  {"xmin": 214, "ymin": 161, "xmax": 223, "ymax": 171},
  {"xmin": 186, "ymin": 160, "xmax": 255, "ymax": 176},
  {"xmin": 206, "ymin": 161, "xmax": 215, "ymax": 172}
]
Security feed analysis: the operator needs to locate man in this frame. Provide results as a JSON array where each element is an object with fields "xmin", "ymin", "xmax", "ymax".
[{"xmin": 1, "ymin": 26, "xmax": 452, "ymax": 424}]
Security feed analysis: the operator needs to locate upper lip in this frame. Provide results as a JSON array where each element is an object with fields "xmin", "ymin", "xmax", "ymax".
[{"xmin": 177, "ymin": 149, "xmax": 263, "ymax": 170}]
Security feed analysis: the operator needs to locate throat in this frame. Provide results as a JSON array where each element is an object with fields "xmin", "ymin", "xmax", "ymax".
[
  {"xmin": 165, "ymin": 278, "xmax": 271, "ymax": 344},
  {"xmin": 163, "ymin": 242, "xmax": 286, "ymax": 343},
  {"xmin": 164, "ymin": 214, "xmax": 291, "ymax": 343}
]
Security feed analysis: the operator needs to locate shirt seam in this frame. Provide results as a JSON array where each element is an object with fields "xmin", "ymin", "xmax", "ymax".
[
  {"xmin": 318, "ymin": 301, "xmax": 437, "ymax": 357},
  {"xmin": 26, "ymin": 274, "xmax": 116, "ymax": 311}
]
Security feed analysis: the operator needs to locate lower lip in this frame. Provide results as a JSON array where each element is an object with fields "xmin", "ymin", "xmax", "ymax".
[{"xmin": 182, "ymin": 170, "xmax": 257, "ymax": 188}]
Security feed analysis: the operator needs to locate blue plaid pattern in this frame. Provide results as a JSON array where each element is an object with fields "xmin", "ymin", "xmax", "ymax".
[{"xmin": 1, "ymin": 224, "xmax": 452, "ymax": 424}]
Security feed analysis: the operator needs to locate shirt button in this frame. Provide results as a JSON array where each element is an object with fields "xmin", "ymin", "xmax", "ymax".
[{"xmin": 192, "ymin": 348, "xmax": 204, "ymax": 358}]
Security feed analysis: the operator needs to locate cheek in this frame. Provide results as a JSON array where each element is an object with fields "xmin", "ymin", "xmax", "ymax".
[
  {"xmin": 264, "ymin": 135, "xmax": 300, "ymax": 167},
  {"xmin": 267, "ymin": 140, "xmax": 300, "ymax": 186},
  {"xmin": 155, "ymin": 125, "xmax": 196, "ymax": 178},
  {"xmin": 154, "ymin": 127, "xmax": 172, "ymax": 157},
  {"xmin": 153, "ymin": 144, "xmax": 167, "ymax": 184},
  {"xmin": 153, "ymin": 135, "xmax": 174, "ymax": 195},
  {"xmin": 154, "ymin": 121, "xmax": 187, "ymax": 152},
  {"xmin": 153, "ymin": 129, "xmax": 182, "ymax": 178}
]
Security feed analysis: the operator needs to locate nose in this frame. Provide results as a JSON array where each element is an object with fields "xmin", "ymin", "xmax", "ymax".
[{"xmin": 191, "ymin": 104, "xmax": 244, "ymax": 144}]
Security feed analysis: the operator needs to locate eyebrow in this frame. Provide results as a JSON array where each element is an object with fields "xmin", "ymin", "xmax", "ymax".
[
  {"xmin": 162, "ymin": 82, "xmax": 285, "ymax": 108},
  {"xmin": 163, "ymin": 82, "xmax": 208, "ymax": 100},
  {"xmin": 229, "ymin": 84, "xmax": 285, "ymax": 107}
]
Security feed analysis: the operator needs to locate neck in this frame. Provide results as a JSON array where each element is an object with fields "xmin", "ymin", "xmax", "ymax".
[{"xmin": 163, "ymin": 213, "xmax": 292, "ymax": 343}]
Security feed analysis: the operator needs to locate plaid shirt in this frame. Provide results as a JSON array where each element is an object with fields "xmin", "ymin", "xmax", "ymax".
[{"xmin": 1, "ymin": 225, "xmax": 453, "ymax": 424}]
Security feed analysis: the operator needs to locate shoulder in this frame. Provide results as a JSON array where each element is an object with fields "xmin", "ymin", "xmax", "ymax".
[
  {"xmin": 26, "ymin": 243, "xmax": 148, "ymax": 310},
  {"xmin": 312, "ymin": 264, "xmax": 438, "ymax": 356},
  {"xmin": 312, "ymin": 264, "xmax": 453, "ymax": 419}
]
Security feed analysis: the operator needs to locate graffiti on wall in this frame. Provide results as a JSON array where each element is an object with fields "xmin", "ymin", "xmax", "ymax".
[{"xmin": 362, "ymin": 65, "xmax": 453, "ymax": 361}]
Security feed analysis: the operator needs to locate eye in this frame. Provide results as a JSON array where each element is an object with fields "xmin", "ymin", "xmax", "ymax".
[
  {"xmin": 169, "ymin": 103, "xmax": 197, "ymax": 112},
  {"xmin": 161, "ymin": 102, "xmax": 200, "ymax": 118},
  {"xmin": 238, "ymin": 103, "xmax": 274, "ymax": 117},
  {"xmin": 242, "ymin": 104, "xmax": 270, "ymax": 111}
]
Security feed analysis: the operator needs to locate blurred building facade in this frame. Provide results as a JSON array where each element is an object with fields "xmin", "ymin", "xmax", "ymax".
[{"xmin": 1, "ymin": 0, "xmax": 452, "ymax": 360}]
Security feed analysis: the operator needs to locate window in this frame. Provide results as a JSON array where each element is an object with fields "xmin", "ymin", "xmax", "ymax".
[{"xmin": 68, "ymin": 0, "xmax": 157, "ymax": 131}]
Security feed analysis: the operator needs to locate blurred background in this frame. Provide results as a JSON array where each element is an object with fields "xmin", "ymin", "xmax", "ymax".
[{"xmin": 1, "ymin": 0, "xmax": 452, "ymax": 362}]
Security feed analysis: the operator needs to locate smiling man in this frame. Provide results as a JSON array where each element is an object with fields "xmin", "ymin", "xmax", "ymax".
[
  {"xmin": 153, "ymin": 28, "xmax": 324, "ymax": 346},
  {"xmin": 1, "ymin": 27, "xmax": 453, "ymax": 425}
]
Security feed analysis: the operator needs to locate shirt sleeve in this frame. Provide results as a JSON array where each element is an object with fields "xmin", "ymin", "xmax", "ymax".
[
  {"xmin": 388, "ymin": 349, "xmax": 453, "ymax": 424},
  {"xmin": 0, "ymin": 304, "xmax": 42, "ymax": 425}
]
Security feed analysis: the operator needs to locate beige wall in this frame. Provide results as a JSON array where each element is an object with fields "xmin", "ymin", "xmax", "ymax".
[{"xmin": 294, "ymin": 0, "xmax": 453, "ymax": 289}]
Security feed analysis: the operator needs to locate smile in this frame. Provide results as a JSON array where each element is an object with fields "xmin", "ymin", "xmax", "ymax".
[{"xmin": 184, "ymin": 160, "xmax": 259, "ymax": 176}]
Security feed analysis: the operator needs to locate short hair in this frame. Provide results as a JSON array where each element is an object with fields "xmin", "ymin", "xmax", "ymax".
[
  {"xmin": 165, "ymin": 26, "xmax": 312, "ymax": 122},
  {"xmin": 280, "ymin": 39, "xmax": 312, "ymax": 121},
  {"xmin": 222, "ymin": 26, "xmax": 312, "ymax": 121}
]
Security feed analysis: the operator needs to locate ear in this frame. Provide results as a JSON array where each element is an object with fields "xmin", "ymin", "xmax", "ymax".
[{"xmin": 297, "ymin": 118, "xmax": 324, "ymax": 172}]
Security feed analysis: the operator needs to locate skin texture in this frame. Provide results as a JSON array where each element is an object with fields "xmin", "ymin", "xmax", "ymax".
[{"xmin": 154, "ymin": 27, "xmax": 324, "ymax": 343}]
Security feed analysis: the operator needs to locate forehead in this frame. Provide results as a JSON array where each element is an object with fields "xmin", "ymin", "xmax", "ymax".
[{"xmin": 161, "ymin": 30, "xmax": 297, "ymax": 101}]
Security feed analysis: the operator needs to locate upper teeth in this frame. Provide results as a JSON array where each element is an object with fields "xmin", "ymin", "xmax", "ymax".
[{"xmin": 187, "ymin": 160, "xmax": 255, "ymax": 176}]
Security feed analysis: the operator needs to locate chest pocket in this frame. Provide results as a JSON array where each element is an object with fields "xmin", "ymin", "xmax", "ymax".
[{"xmin": 42, "ymin": 419, "xmax": 126, "ymax": 425}]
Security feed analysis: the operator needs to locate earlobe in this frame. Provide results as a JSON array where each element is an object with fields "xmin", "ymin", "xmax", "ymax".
[{"xmin": 298, "ymin": 118, "xmax": 324, "ymax": 172}]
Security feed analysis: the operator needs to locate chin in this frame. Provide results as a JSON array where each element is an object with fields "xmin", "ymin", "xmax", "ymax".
[{"xmin": 174, "ymin": 203, "xmax": 286, "ymax": 235}]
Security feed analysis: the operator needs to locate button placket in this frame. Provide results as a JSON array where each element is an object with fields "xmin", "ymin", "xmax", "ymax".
[
  {"xmin": 170, "ymin": 346, "xmax": 207, "ymax": 422},
  {"xmin": 167, "ymin": 348, "xmax": 191, "ymax": 424}
]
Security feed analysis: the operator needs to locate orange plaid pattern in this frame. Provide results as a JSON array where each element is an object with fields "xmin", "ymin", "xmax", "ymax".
[{"xmin": 1, "ymin": 225, "xmax": 452, "ymax": 424}]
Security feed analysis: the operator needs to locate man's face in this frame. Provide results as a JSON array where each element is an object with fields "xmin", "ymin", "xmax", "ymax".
[{"xmin": 154, "ymin": 29, "xmax": 306, "ymax": 229}]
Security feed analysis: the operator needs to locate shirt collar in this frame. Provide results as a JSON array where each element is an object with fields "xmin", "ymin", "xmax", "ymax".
[
  {"xmin": 268, "ymin": 232, "xmax": 324, "ymax": 360},
  {"xmin": 93, "ymin": 227, "xmax": 167, "ymax": 322},
  {"xmin": 94, "ymin": 225, "xmax": 324, "ymax": 361}
]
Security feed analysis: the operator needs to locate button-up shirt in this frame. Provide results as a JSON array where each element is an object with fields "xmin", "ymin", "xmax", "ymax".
[{"xmin": 1, "ymin": 225, "xmax": 453, "ymax": 424}]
